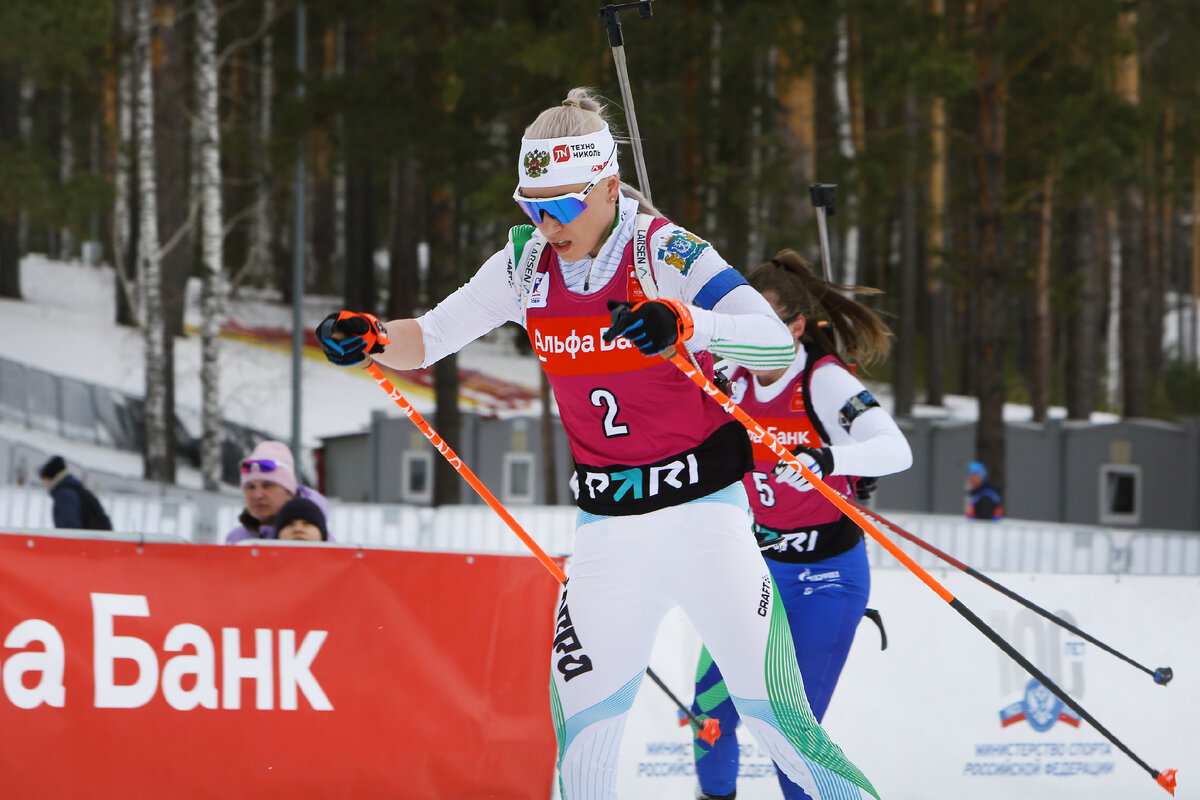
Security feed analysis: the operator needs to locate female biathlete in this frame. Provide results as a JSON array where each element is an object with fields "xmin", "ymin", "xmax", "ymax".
[
  {"xmin": 316, "ymin": 90, "xmax": 879, "ymax": 800},
  {"xmin": 691, "ymin": 251, "xmax": 912, "ymax": 800}
]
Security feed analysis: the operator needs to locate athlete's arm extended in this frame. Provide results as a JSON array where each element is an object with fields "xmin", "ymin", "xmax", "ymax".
[
  {"xmin": 373, "ymin": 247, "xmax": 523, "ymax": 371},
  {"xmin": 809, "ymin": 365, "xmax": 913, "ymax": 477}
]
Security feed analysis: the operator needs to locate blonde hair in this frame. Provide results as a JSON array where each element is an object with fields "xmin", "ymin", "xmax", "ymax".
[
  {"xmin": 524, "ymin": 87, "xmax": 663, "ymax": 217},
  {"xmin": 748, "ymin": 249, "xmax": 893, "ymax": 367}
]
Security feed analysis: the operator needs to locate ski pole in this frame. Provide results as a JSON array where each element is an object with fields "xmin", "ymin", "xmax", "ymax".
[
  {"xmin": 847, "ymin": 497, "xmax": 1173, "ymax": 686},
  {"xmin": 362, "ymin": 360, "xmax": 721, "ymax": 745},
  {"xmin": 599, "ymin": 1, "xmax": 655, "ymax": 203},
  {"xmin": 659, "ymin": 348, "xmax": 1177, "ymax": 795},
  {"xmin": 809, "ymin": 183, "xmax": 837, "ymax": 281}
]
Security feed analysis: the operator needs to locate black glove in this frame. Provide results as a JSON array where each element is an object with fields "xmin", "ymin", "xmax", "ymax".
[
  {"xmin": 713, "ymin": 367, "xmax": 733, "ymax": 395},
  {"xmin": 772, "ymin": 446, "xmax": 835, "ymax": 493},
  {"xmin": 316, "ymin": 311, "xmax": 388, "ymax": 367},
  {"xmin": 603, "ymin": 298, "xmax": 694, "ymax": 356},
  {"xmin": 854, "ymin": 476, "xmax": 879, "ymax": 501},
  {"xmin": 797, "ymin": 445, "xmax": 834, "ymax": 477}
]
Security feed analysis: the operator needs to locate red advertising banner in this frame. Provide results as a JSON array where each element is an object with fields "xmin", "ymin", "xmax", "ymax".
[{"xmin": 0, "ymin": 533, "xmax": 560, "ymax": 799}]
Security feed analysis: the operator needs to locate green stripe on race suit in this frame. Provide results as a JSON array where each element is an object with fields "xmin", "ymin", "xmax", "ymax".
[
  {"xmin": 708, "ymin": 340, "xmax": 797, "ymax": 369},
  {"xmin": 550, "ymin": 677, "xmax": 567, "ymax": 799},
  {"xmin": 764, "ymin": 578, "xmax": 880, "ymax": 798}
]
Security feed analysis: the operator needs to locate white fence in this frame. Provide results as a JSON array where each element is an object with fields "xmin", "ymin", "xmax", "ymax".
[
  {"xmin": 0, "ymin": 485, "xmax": 197, "ymax": 542},
  {"xmin": 3, "ymin": 483, "xmax": 1197, "ymax": 575},
  {"xmin": 872, "ymin": 511, "xmax": 1200, "ymax": 576},
  {"xmin": 212, "ymin": 500, "xmax": 578, "ymax": 556}
]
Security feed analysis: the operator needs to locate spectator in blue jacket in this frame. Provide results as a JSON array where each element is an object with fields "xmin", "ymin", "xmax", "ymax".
[
  {"xmin": 39, "ymin": 456, "xmax": 113, "ymax": 531},
  {"xmin": 966, "ymin": 461, "xmax": 1004, "ymax": 521}
]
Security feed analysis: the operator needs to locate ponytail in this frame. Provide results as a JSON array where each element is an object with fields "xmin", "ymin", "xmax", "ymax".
[{"xmin": 747, "ymin": 249, "xmax": 892, "ymax": 367}]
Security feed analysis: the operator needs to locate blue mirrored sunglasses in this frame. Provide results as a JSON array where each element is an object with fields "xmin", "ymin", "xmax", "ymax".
[
  {"xmin": 512, "ymin": 184, "xmax": 596, "ymax": 226},
  {"xmin": 240, "ymin": 458, "xmax": 281, "ymax": 474},
  {"xmin": 512, "ymin": 142, "xmax": 617, "ymax": 225}
]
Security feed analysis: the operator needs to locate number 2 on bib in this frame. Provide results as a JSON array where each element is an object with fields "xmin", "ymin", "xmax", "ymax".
[{"xmin": 590, "ymin": 388, "xmax": 629, "ymax": 438}]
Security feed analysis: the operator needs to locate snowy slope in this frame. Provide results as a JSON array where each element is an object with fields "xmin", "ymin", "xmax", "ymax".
[{"xmin": 0, "ymin": 255, "xmax": 546, "ymax": 448}]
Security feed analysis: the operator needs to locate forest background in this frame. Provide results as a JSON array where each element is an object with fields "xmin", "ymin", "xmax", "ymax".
[{"xmin": 1, "ymin": 0, "xmax": 1198, "ymax": 502}]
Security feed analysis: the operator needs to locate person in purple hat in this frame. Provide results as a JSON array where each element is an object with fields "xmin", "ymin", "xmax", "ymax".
[{"xmin": 224, "ymin": 440, "xmax": 331, "ymax": 543}]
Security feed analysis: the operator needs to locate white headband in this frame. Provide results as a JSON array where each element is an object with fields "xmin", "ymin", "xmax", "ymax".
[{"xmin": 518, "ymin": 125, "xmax": 620, "ymax": 190}]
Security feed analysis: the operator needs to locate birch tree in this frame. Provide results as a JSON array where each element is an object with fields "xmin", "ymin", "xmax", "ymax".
[
  {"xmin": 112, "ymin": 0, "xmax": 140, "ymax": 326},
  {"xmin": 196, "ymin": 0, "xmax": 224, "ymax": 490},
  {"xmin": 833, "ymin": 3, "xmax": 859, "ymax": 284},
  {"xmin": 248, "ymin": 0, "xmax": 275, "ymax": 289},
  {"xmin": 135, "ymin": 0, "xmax": 170, "ymax": 481}
]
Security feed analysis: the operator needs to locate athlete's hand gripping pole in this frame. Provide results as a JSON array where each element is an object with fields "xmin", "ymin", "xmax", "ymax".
[
  {"xmin": 658, "ymin": 347, "xmax": 1177, "ymax": 795},
  {"xmin": 359, "ymin": 357, "xmax": 720, "ymax": 746},
  {"xmin": 845, "ymin": 495, "xmax": 1173, "ymax": 686}
]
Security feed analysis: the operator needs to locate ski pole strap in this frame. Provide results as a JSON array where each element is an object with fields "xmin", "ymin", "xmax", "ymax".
[{"xmin": 863, "ymin": 608, "xmax": 887, "ymax": 651}]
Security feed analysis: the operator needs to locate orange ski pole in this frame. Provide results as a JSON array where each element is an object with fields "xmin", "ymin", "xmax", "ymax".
[
  {"xmin": 362, "ymin": 360, "xmax": 720, "ymax": 745},
  {"xmin": 662, "ymin": 349, "xmax": 1176, "ymax": 794},
  {"xmin": 364, "ymin": 361, "xmax": 565, "ymax": 581}
]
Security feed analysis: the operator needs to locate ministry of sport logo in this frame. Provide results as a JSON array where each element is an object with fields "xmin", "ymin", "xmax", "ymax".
[
  {"xmin": 963, "ymin": 609, "xmax": 1114, "ymax": 781},
  {"xmin": 998, "ymin": 678, "xmax": 1081, "ymax": 732},
  {"xmin": 991, "ymin": 610, "xmax": 1085, "ymax": 733}
]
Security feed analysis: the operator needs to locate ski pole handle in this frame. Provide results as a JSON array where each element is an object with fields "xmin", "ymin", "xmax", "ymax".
[{"xmin": 810, "ymin": 183, "xmax": 837, "ymax": 281}]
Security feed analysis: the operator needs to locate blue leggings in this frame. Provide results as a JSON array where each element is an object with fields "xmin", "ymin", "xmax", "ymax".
[{"xmin": 692, "ymin": 539, "xmax": 871, "ymax": 799}]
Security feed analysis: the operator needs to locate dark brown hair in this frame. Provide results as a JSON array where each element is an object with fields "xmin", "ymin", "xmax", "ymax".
[{"xmin": 747, "ymin": 249, "xmax": 892, "ymax": 367}]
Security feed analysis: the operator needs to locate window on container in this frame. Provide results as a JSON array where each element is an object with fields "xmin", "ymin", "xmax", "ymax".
[
  {"xmin": 1099, "ymin": 464, "xmax": 1140, "ymax": 525},
  {"xmin": 503, "ymin": 453, "xmax": 536, "ymax": 505},
  {"xmin": 401, "ymin": 451, "xmax": 432, "ymax": 504}
]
